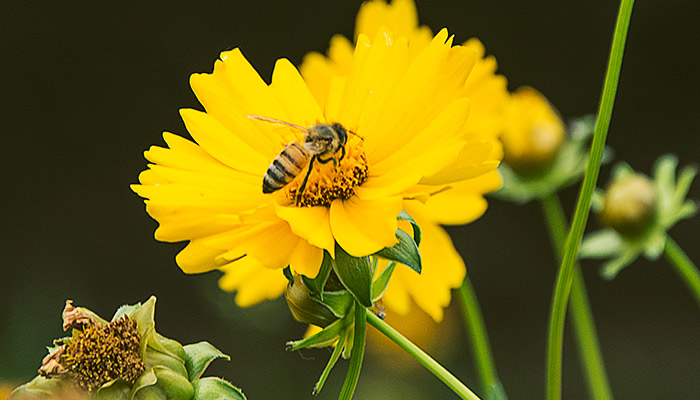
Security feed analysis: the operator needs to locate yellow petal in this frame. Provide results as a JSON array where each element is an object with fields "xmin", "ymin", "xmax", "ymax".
[
  {"xmin": 270, "ymin": 58, "xmax": 325, "ymax": 127},
  {"xmin": 180, "ymin": 108, "xmax": 270, "ymax": 175},
  {"xmin": 274, "ymin": 203, "xmax": 335, "ymax": 256},
  {"xmin": 289, "ymin": 241, "xmax": 324, "ymax": 278},
  {"xmin": 218, "ymin": 257, "xmax": 288, "ymax": 307},
  {"xmin": 329, "ymin": 195, "xmax": 401, "ymax": 257},
  {"xmin": 204, "ymin": 220, "xmax": 300, "ymax": 269},
  {"xmin": 424, "ymin": 171, "xmax": 502, "ymax": 225},
  {"xmin": 175, "ymin": 239, "xmax": 227, "ymax": 274}
]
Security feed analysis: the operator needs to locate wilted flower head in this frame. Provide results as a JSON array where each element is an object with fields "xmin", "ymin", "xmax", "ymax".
[{"xmin": 9, "ymin": 297, "xmax": 245, "ymax": 400}]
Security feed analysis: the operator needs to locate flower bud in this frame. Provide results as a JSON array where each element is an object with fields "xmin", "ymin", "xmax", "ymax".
[
  {"xmin": 600, "ymin": 174, "xmax": 657, "ymax": 236},
  {"xmin": 285, "ymin": 275, "xmax": 338, "ymax": 328},
  {"xmin": 502, "ymin": 87, "xmax": 566, "ymax": 175}
]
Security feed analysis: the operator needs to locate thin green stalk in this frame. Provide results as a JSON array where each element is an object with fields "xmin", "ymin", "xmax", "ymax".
[
  {"xmin": 540, "ymin": 194, "xmax": 613, "ymax": 400},
  {"xmin": 366, "ymin": 310, "xmax": 481, "ymax": 400},
  {"xmin": 664, "ymin": 236, "xmax": 700, "ymax": 308},
  {"xmin": 457, "ymin": 277, "xmax": 508, "ymax": 400},
  {"xmin": 546, "ymin": 1, "xmax": 634, "ymax": 399},
  {"xmin": 339, "ymin": 303, "xmax": 366, "ymax": 400}
]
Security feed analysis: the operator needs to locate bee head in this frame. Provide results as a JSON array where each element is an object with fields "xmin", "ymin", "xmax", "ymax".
[{"xmin": 331, "ymin": 123, "xmax": 348, "ymax": 147}]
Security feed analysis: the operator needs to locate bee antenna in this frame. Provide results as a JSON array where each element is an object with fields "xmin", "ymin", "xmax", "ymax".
[
  {"xmin": 348, "ymin": 129, "xmax": 364, "ymax": 141},
  {"xmin": 247, "ymin": 115, "xmax": 306, "ymax": 131}
]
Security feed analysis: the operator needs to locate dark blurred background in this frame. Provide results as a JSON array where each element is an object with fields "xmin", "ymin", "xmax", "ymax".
[{"xmin": 1, "ymin": 1, "xmax": 698, "ymax": 399}]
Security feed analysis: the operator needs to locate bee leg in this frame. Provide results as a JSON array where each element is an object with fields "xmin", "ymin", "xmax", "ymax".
[
  {"xmin": 296, "ymin": 156, "xmax": 316, "ymax": 206},
  {"xmin": 338, "ymin": 146, "xmax": 346, "ymax": 162}
]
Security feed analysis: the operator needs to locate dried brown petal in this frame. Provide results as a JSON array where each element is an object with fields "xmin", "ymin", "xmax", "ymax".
[
  {"xmin": 62, "ymin": 300, "xmax": 94, "ymax": 331},
  {"xmin": 39, "ymin": 344, "xmax": 68, "ymax": 377}
]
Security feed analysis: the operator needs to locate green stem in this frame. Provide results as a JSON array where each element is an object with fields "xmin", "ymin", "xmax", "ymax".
[
  {"xmin": 664, "ymin": 236, "xmax": 700, "ymax": 308},
  {"xmin": 457, "ymin": 277, "xmax": 508, "ymax": 399},
  {"xmin": 366, "ymin": 310, "xmax": 481, "ymax": 400},
  {"xmin": 546, "ymin": 1, "xmax": 634, "ymax": 399},
  {"xmin": 540, "ymin": 194, "xmax": 613, "ymax": 400},
  {"xmin": 339, "ymin": 303, "xmax": 366, "ymax": 400}
]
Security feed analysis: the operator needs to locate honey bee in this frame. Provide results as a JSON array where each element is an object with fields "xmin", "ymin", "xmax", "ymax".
[{"xmin": 248, "ymin": 115, "xmax": 360, "ymax": 204}]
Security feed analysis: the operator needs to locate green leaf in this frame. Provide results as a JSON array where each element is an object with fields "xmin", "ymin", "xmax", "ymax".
[
  {"xmin": 312, "ymin": 329, "xmax": 349, "ymax": 396},
  {"xmin": 374, "ymin": 229, "xmax": 421, "ymax": 274},
  {"xmin": 286, "ymin": 317, "xmax": 348, "ymax": 350},
  {"xmin": 192, "ymin": 377, "xmax": 246, "ymax": 400},
  {"xmin": 183, "ymin": 342, "xmax": 230, "ymax": 382},
  {"xmin": 333, "ymin": 244, "xmax": 374, "ymax": 308},
  {"xmin": 372, "ymin": 262, "xmax": 397, "ymax": 302},
  {"xmin": 301, "ymin": 250, "xmax": 334, "ymax": 299},
  {"xmin": 398, "ymin": 210, "xmax": 421, "ymax": 245}
]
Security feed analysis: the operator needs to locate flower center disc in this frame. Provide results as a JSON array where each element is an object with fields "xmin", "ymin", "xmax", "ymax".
[{"xmin": 286, "ymin": 141, "xmax": 368, "ymax": 207}]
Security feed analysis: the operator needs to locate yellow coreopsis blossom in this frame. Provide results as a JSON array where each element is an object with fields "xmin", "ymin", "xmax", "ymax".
[
  {"xmin": 133, "ymin": 2, "xmax": 505, "ymax": 322},
  {"xmin": 298, "ymin": 0, "xmax": 508, "ymax": 321}
]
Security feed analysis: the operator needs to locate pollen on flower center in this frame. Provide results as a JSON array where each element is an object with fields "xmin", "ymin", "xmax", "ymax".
[
  {"xmin": 286, "ymin": 142, "xmax": 369, "ymax": 207},
  {"xmin": 61, "ymin": 316, "xmax": 145, "ymax": 391}
]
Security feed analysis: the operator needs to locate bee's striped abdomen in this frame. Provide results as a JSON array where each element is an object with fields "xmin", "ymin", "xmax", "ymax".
[{"xmin": 262, "ymin": 141, "xmax": 309, "ymax": 194}]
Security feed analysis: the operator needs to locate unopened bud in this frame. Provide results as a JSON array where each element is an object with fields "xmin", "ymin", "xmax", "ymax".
[
  {"xmin": 502, "ymin": 87, "xmax": 566, "ymax": 175},
  {"xmin": 600, "ymin": 174, "xmax": 657, "ymax": 236},
  {"xmin": 285, "ymin": 275, "xmax": 338, "ymax": 328}
]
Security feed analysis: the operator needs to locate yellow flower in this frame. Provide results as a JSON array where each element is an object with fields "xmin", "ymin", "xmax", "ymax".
[
  {"xmin": 502, "ymin": 86, "xmax": 565, "ymax": 175},
  {"xmin": 299, "ymin": 0, "xmax": 507, "ymax": 321},
  {"xmin": 133, "ymin": 1, "xmax": 505, "ymax": 322}
]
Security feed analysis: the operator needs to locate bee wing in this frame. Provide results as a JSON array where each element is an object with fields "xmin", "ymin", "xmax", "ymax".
[{"xmin": 247, "ymin": 115, "xmax": 306, "ymax": 131}]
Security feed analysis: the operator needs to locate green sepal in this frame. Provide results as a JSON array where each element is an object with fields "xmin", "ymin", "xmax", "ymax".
[
  {"xmin": 398, "ymin": 210, "xmax": 421, "ymax": 246},
  {"xmin": 7, "ymin": 376, "xmax": 89, "ymax": 400},
  {"xmin": 600, "ymin": 247, "xmax": 639, "ymax": 279},
  {"xmin": 112, "ymin": 303, "xmax": 142, "ymax": 322},
  {"xmin": 141, "ymin": 335, "xmax": 188, "ymax": 378},
  {"xmin": 192, "ymin": 377, "xmax": 246, "ymax": 400},
  {"xmin": 372, "ymin": 262, "xmax": 397, "ymax": 302},
  {"xmin": 286, "ymin": 317, "xmax": 348, "ymax": 351},
  {"xmin": 333, "ymin": 244, "xmax": 374, "ymax": 308},
  {"xmin": 94, "ymin": 379, "xmax": 130, "ymax": 400},
  {"xmin": 132, "ymin": 366, "xmax": 194, "ymax": 400},
  {"xmin": 341, "ymin": 323, "xmax": 355, "ymax": 360},
  {"xmin": 131, "ymin": 368, "xmax": 165, "ymax": 400},
  {"xmin": 320, "ymin": 291, "xmax": 354, "ymax": 318},
  {"xmin": 282, "ymin": 266, "xmax": 294, "ymax": 284},
  {"xmin": 374, "ymin": 229, "xmax": 421, "ymax": 274},
  {"xmin": 152, "ymin": 366, "xmax": 194, "ymax": 400},
  {"xmin": 643, "ymin": 231, "xmax": 666, "ymax": 260},
  {"xmin": 129, "ymin": 297, "xmax": 157, "ymax": 341},
  {"xmin": 312, "ymin": 329, "xmax": 348, "ymax": 396},
  {"xmin": 301, "ymin": 250, "xmax": 334, "ymax": 299},
  {"xmin": 579, "ymin": 229, "xmax": 622, "ymax": 258},
  {"xmin": 183, "ymin": 342, "xmax": 231, "ymax": 382}
]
